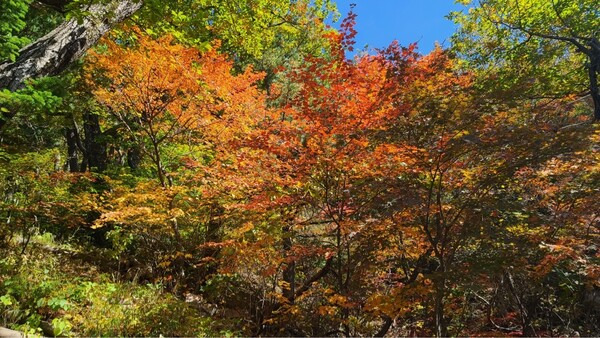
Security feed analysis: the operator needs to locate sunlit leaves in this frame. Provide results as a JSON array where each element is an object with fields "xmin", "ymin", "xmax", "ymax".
[{"xmin": 0, "ymin": 0, "xmax": 31, "ymax": 62}]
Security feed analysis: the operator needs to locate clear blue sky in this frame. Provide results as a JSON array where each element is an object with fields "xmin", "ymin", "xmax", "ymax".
[{"xmin": 331, "ymin": 0, "xmax": 468, "ymax": 54}]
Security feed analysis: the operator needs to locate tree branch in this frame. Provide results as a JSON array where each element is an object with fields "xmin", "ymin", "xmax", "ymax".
[
  {"xmin": 294, "ymin": 256, "xmax": 333, "ymax": 299},
  {"xmin": 497, "ymin": 20, "xmax": 591, "ymax": 55}
]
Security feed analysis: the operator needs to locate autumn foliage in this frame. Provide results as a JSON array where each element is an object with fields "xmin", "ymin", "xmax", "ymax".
[{"xmin": 1, "ymin": 3, "xmax": 599, "ymax": 338}]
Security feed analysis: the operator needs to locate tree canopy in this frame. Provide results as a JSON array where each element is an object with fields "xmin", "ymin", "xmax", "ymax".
[
  {"xmin": 0, "ymin": 1, "xmax": 598, "ymax": 337},
  {"xmin": 451, "ymin": 0, "xmax": 600, "ymax": 119}
]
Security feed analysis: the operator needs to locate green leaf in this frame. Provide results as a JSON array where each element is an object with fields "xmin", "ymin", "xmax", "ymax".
[{"xmin": 0, "ymin": 294, "xmax": 13, "ymax": 306}]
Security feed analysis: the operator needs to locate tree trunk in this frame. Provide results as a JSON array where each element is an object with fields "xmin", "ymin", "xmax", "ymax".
[
  {"xmin": 127, "ymin": 146, "xmax": 141, "ymax": 169},
  {"xmin": 282, "ymin": 223, "xmax": 296, "ymax": 303},
  {"xmin": 434, "ymin": 286, "xmax": 447, "ymax": 337},
  {"xmin": 0, "ymin": 0, "xmax": 143, "ymax": 130},
  {"xmin": 0, "ymin": 0, "xmax": 142, "ymax": 91},
  {"xmin": 150, "ymin": 139, "xmax": 167, "ymax": 187},
  {"xmin": 202, "ymin": 203, "xmax": 224, "ymax": 278},
  {"xmin": 588, "ymin": 52, "xmax": 600, "ymax": 121},
  {"xmin": 82, "ymin": 112, "xmax": 107, "ymax": 172},
  {"xmin": 65, "ymin": 127, "xmax": 79, "ymax": 172},
  {"xmin": 434, "ymin": 270, "xmax": 448, "ymax": 337},
  {"xmin": 375, "ymin": 316, "xmax": 393, "ymax": 337}
]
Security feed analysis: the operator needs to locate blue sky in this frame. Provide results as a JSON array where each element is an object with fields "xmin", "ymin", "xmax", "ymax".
[{"xmin": 331, "ymin": 0, "xmax": 468, "ymax": 54}]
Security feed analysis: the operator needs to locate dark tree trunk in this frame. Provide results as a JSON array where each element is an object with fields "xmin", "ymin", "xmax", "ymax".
[
  {"xmin": 150, "ymin": 139, "xmax": 167, "ymax": 187},
  {"xmin": 199, "ymin": 203, "xmax": 225, "ymax": 281},
  {"xmin": 83, "ymin": 112, "xmax": 107, "ymax": 172},
  {"xmin": 282, "ymin": 223, "xmax": 296, "ymax": 303},
  {"xmin": 375, "ymin": 316, "xmax": 393, "ymax": 337},
  {"xmin": 588, "ymin": 52, "xmax": 600, "ymax": 121},
  {"xmin": 433, "ymin": 263, "xmax": 448, "ymax": 337},
  {"xmin": 127, "ymin": 147, "xmax": 141, "ymax": 170},
  {"xmin": 0, "ymin": 0, "xmax": 143, "ymax": 130},
  {"xmin": 434, "ymin": 285, "xmax": 447, "ymax": 337},
  {"xmin": 206, "ymin": 204, "xmax": 224, "ymax": 244},
  {"xmin": 65, "ymin": 127, "xmax": 79, "ymax": 172}
]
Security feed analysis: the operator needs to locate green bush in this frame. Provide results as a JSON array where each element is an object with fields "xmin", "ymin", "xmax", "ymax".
[{"xmin": 0, "ymin": 240, "xmax": 222, "ymax": 337}]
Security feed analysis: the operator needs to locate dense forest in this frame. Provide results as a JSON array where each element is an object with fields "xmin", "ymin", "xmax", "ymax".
[{"xmin": 0, "ymin": 0, "xmax": 599, "ymax": 336}]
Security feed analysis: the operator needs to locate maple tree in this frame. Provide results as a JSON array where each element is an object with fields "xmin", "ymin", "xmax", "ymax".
[{"xmin": 83, "ymin": 30, "xmax": 274, "ymax": 291}]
